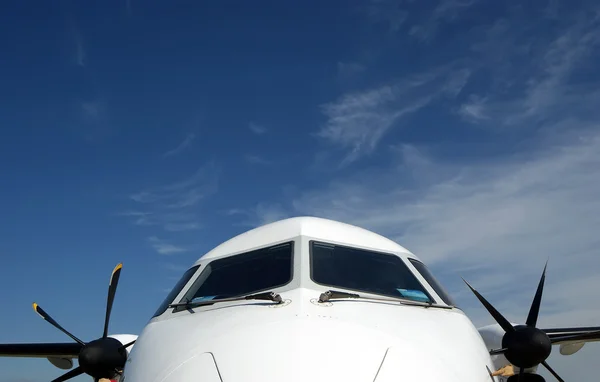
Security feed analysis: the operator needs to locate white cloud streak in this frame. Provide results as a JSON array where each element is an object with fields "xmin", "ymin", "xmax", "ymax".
[
  {"xmin": 317, "ymin": 65, "xmax": 470, "ymax": 165},
  {"xmin": 123, "ymin": 162, "xmax": 219, "ymax": 232},
  {"xmin": 249, "ymin": 122, "xmax": 267, "ymax": 135},
  {"xmin": 409, "ymin": 0, "xmax": 479, "ymax": 42},
  {"xmin": 148, "ymin": 236, "xmax": 187, "ymax": 255},
  {"xmin": 244, "ymin": 154, "xmax": 272, "ymax": 165},
  {"xmin": 163, "ymin": 133, "xmax": 196, "ymax": 157}
]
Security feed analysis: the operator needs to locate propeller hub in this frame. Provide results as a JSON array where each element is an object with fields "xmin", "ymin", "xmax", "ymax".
[
  {"xmin": 78, "ymin": 337, "xmax": 127, "ymax": 379},
  {"xmin": 502, "ymin": 325, "xmax": 552, "ymax": 369}
]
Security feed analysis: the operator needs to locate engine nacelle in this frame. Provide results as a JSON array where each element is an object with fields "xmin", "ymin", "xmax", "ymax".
[{"xmin": 478, "ymin": 323, "xmax": 510, "ymax": 370}]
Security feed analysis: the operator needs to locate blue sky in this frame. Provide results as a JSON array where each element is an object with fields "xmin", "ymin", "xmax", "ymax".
[{"xmin": 2, "ymin": 1, "xmax": 600, "ymax": 380}]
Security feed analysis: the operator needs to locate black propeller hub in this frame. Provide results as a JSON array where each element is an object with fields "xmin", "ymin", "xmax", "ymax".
[
  {"xmin": 502, "ymin": 325, "xmax": 552, "ymax": 369},
  {"xmin": 79, "ymin": 337, "xmax": 128, "ymax": 379}
]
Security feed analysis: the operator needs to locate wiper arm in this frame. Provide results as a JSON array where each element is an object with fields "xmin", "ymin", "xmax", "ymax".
[
  {"xmin": 169, "ymin": 291, "xmax": 283, "ymax": 309},
  {"xmin": 318, "ymin": 289, "xmax": 452, "ymax": 309}
]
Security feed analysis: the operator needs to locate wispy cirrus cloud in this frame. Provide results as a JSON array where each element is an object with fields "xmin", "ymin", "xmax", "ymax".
[
  {"xmin": 317, "ymin": 64, "xmax": 470, "ymax": 165},
  {"xmin": 122, "ymin": 162, "xmax": 219, "ymax": 232},
  {"xmin": 148, "ymin": 236, "xmax": 188, "ymax": 255},
  {"xmin": 225, "ymin": 203, "xmax": 289, "ymax": 227},
  {"xmin": 365, "ymin": 0, "xmax": 408, "ymax": 32},
  {"xmin": 409, "ymin": 0, "xmax": 479, "ymax": 43},
  {"xmin": 460, "ymin": 9, "xmax": 600, "ymax": 128},
  {"xmin": 74, "ymin": 31, "xmax": 85, "ymax": 67},
  {"xmin": 249, "ymin": 122, "xmax": 267, "ymax": 135},
  {"xmin": 163, "ymin": 133, "xmax": 196, "ymax": 157},
  {"xmin": 244, "ymin": 154, "xmax": 272, "ymax": 165}
]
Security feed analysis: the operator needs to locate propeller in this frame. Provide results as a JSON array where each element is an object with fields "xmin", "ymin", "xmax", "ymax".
[
  {"xmin": 463, "ymin": 262, "xmax": 576, "ymax": 382},
  {"xmin": 32, "ymin": 263, "xmax": 135, "ymax": 382}
]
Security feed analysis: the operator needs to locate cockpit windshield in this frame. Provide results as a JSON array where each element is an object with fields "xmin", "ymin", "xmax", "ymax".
[
  {"xmin": 309, "ymin": 241, "xmax": 435, "ymax": 304},
  {"xmin": 175, "ymin": 241, "xmax": 293, "ymax": 310}
]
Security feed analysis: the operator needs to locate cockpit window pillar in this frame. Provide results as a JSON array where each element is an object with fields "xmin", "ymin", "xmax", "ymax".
[
  {"xmin": 309, "ymin": 241, "xmax": 436, "ymax": 304},
  {"xmin": 408, "ymin": 258, "xmax": 457, "ymax": 307},
  {"xmin": 152, "ymin": 265, "xmax": 201, "ymax": 318}
]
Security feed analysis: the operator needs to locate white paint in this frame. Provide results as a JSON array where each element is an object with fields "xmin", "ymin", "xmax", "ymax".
[
  {"xmin": 195, "ymin": 216, "xmax": 419, "ymax": 263},
  {"xmin": 127, "ymin": 288, "xmax": 494, "ymax": 382}
]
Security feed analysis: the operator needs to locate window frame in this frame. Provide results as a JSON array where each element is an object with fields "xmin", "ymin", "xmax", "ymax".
[
  {"xmin": 308, "ymin": 240, "xmax": 437, "ymax": 304},
  {"xmin": 172, "ymin": 241, "xmax": 296, "ymax": 313},
  {"xmin": 407, "ymin": 258, "xmax": 457, "ymax": 307},
  {"xmin": 152, "ymin": 264, "xmax": 201, "ymax": 318}
]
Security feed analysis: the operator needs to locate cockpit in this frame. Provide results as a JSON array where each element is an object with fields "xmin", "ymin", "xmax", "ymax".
[{"xmin": 152, "ymin": 236, "xmax": 456, "ymax": 319}]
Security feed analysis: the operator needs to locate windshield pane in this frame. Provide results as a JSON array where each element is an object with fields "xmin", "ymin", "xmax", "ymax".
[
  {"xmin": 153, "ymin": 265, "xmax": 200, "ymax": 317},
  {"xmin": 310, "ymin": 241, "xmax": 435, "ymax": 303},
  {"xmin": 181, "ymin": 241, "xmax": 293, "ymax": 304},
  {"xmin": 408, "ymin": 259, "xmax": 456, "ymax": 306}
]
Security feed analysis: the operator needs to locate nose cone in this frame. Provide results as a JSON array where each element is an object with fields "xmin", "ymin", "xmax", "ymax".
[
  {"xmin": 209, "ymin": 317, "xmax": 389, "ymax": 382},
  {"xmin": 126, "ymin": 290, "xmax": 494, "ymax": 382}
]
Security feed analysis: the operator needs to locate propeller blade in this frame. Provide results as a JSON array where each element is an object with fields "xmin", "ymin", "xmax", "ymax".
[
  {"xmin": 518, "ymin": 366, "xmax": 524, "ymax": 381},
  {"xmin": 526, "ymin": 262, "xmax": 547, "ymax": 327},
  {"xmin": 103, "ymin": 263, "xmax": 122, "ymax": 339},
  {"xmin": 462, "ymin": 278, "xmax": 515, "ymax": 333},
  {"xmin": 32, "ymin": 303, "xmax": 85, "ymax": 346},
  {"xmin": 119, "ymin": 339, "xmax": 136, "ymax": 351},
  {"xmin": 489, "ymin": 348, "xmax": 507, "ymax": 355},
  {"xmin": 549, "ymin": 329, "xmax": 600, "ymax": 344},
  {"xmin": 542, "ymin": 361, "xmax": 565, "ymax": 382},
  {"xmin": 50, "ymin": 366, "xmax": 83, "ymax": 382}
]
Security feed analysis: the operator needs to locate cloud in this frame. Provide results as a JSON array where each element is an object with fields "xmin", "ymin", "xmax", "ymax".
[
  {"xmin": 130, "ymin": 162, "xmax": 219, "ymax": 208},
  {"xmin": 409, "ymin": 0, "xmax": 479, "ymax": 43},
  {"xmin": 123, "ymin": 162, "xmax": 219, "ymax": 231},
  {"xmin": 249, "ymin": 122, "xmax": 267, "ymax": 135},
  {"xmin": 148, "ymin": 236, "xmax": 188, "ymax": 255},
  {"xmin": 460, "ymin": 8, "xmax": 600, "ymax": 128},
  {"xmin": 225, "ymin": 203, "xmax": 290, "ymax": 227},
  {"xmin": 163, "ymin": 133, "xmax": 196, "ymax": 157},
  {"xmin": 337, "ymin": 62, "xmax": 366, "ymax": 79},
  {"xmin": 75, "ymin": 99, "xmax": 115, "ymax": 143},
  {"xmin": 365, "ymin": 0, "xmax": 408, "ymax": 32},
  {"xmin": 317, "ymin": 64, "xmax": 470, "ymax": 165},
  {"xmin": 244, "ymin": 154, "xmax": 272, "ymax": 165},
  {"xmin": 74, "ymin": 31, "xmax": 85, "ymax": 67}
]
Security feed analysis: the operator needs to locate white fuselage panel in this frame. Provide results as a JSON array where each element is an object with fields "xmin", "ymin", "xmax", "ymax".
[{"xmin": 123, "ymin": 288, "xmax": 496, "ymax": 382}]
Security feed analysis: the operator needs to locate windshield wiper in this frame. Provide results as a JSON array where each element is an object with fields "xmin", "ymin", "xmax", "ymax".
[
  {"xmin": 317, "ymin": 289, "xmax": 452, "ymax": 309},
  {"xmin": 169, "ymin": 291, "xmax": 283, "ymax": 310}
]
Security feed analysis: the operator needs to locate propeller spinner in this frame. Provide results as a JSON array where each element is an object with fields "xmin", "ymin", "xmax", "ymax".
[
  {"xmin": 32, "ymin": 263, "xmax": 134, "ymax": 382},
  {"xmin": 464, "ymin": 262, "xmax": 600, "ymax": 382}
]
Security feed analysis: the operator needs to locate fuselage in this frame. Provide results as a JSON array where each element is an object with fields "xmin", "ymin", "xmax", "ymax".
[
  {"xmin": 121, "ymin": 217, "xmax": 498, "ymax": 382},
  {"xmin": 123, "ymin": 287, "xmax": 495, "ymax": 382}
]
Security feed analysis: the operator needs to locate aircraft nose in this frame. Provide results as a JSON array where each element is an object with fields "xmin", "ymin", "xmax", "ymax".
[
  {"xmin": 200, "ymin": 317, "xmax": 488, "ymax": 382},
  {"xmin": 159, "ymin": 352, "xmax": 222, "ymax": 382}
]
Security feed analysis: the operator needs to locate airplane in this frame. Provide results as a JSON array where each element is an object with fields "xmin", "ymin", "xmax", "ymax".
[{"xmin": 1, "ymin": 216, "xmax": 599, "ymax": 382}]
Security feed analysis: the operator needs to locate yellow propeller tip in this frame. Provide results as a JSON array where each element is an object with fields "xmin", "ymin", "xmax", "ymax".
[
  {"xmin": 32, "ymin": 302, "xmax": 38, "ymax": 310},
  {"xmin": 112, "ymin": 263, "xmax": 123, "ymax": 273}
]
